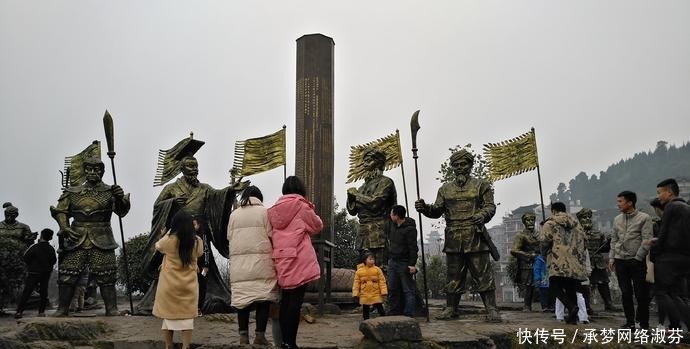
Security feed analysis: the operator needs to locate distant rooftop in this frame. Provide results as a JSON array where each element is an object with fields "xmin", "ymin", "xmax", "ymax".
[{"xmin": 509, "ymin": 204, "xmax": 539, "ymax": 217}]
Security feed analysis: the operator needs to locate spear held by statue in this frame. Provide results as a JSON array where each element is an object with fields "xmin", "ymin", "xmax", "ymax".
[
  {"xmin": 103, "ymin": 110, "xmax": 134, "ymax": 314},
  {"xmin": 410, "ymin": 110, "xmax": 430, "ymax": 322}
]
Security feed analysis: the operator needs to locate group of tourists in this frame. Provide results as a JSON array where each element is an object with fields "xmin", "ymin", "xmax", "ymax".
[
  {"xmin": 351, "ymin": 204, "xmax": 419, "ymax": 320},
  {"xmin": 512, "ymin": 178, "xmax": 690, "ymax": 333},
  {"xmin": 152, "ymin": 176, "xmax": 322, "ymax": 349}
]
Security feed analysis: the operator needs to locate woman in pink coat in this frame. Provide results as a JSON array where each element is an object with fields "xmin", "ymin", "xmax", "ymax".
[{"xmin": 267, "ymin": 176, "xmax": 323, "ymax": 349}]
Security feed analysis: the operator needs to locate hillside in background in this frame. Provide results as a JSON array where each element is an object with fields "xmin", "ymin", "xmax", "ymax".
[{"xmin": 549, "ymin": 141, "xmax": 690, "ymax": 210}]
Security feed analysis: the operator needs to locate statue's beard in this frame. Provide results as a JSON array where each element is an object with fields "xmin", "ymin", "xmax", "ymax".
[
  {"xmin": 455, "ymin": 174, "xmax": 468, "ymax": 184},
  {"xmin": 365, "ymin": 168, "xmax": 383, "ymax": 179},
  {"xmin": 184, "ymin": 174, "xmax": 200, "ymax": 186}
]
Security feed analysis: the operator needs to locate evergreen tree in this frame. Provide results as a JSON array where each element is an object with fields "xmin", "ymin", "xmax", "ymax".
[
  {"xmin": 117, "ymin": 233, "xmax": 153, "ymax": 295},
  {"xmin": 332, "ymin": 204, "xmax": 360, "ymax": 269},
  {"xmin": 416, "ymin": 255, "xmax": 447, "ymax": 299},
  {"xmin": 437, "ymin": 144, "xmax": 490, "ymax": 184}
]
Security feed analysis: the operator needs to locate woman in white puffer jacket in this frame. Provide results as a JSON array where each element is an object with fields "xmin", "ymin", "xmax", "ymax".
[{"xmin": 227, "ymin": 185, "xmax": 279, "ymax": 345}]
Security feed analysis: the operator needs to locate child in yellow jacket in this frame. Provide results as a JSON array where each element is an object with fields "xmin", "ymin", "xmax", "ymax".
[{"xmin": 352, "ymin": 253, "xmax": 387, "ymax": 320}]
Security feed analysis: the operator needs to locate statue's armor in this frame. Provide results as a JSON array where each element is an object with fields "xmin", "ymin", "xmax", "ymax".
[
  {"xmin": 511, "ymin": 229, "xmax": 540, "ymax": 287},
  {"xmin": 515, "ymin": 230, "xmax": 540, "ymax": 270},
  {"xmin": 0, "ymin": 220, "xmax": 34, "ymax": 296},
  {"xmin": 347, "ymin": 175, "xmax": 396, "ymax": 250},
  {"xmin": 428, "ymin": 178, "xmax": 495, "ymax": 254},
  {"xmin": 423, "ymin": 177, "xmax": 497, "ymax": 294},
  {"xmin": 0, "ymin": 221, "xmax": 34, "ymax": 250},
  {"xmin": 52, "ymin": 183, "xmax": 129, "ymax": 251},
  {"xmin": 51, "ymin": 182, "xmax": 129, "ymax": 286},
  {"xmin": 584, "ymin": 230, "xmax": 608, "ymax": 270}
]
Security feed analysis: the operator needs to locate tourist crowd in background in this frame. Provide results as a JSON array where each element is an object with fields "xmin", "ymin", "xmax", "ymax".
[{"xmin": 535, "ymin": 178, "xmax": 690, "ymax": 334}]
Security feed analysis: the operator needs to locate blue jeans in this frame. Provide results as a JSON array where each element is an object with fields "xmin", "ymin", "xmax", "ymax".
[{"xmin": 387, "ymin": 259, "xmax": 416, "ymax": 316}]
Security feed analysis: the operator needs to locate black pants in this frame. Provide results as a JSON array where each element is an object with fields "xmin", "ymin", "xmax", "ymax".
[
  {"xmin": 280, "ymin": 285, "xmax": 306, "ymax": 347},
  {"xmin": 16, "ymin": 271, "xmax": 52, "ymax": 313},
  {"xmin": 650, "ymin": 284, "xmax": 667, "ymax": 325},
  {"xmin": 549, "ymin": 276, "xmax": 579, "ymax": 320},
  {"xmin": 362, "ymin": 303, "xmax": 385, "ymax": 320},
  {"xmin": 237, "ymin": 301, "xmax": 270, "ymax": 332},
  {"xmin": 593, "ymin": 282, "xmax": 614, "ymax": 307},
  {"xmin": 538, "ymin": 287, "xmax": 551, "ymax": 310},
  {"xmin": 387, "ymin": 259, "xmax": 416, "ymax": 316},
  {"xmin": 614, "ymin": 258, "xmax": 650, "ymax": 327},
  {"xmin": 654, "ymin": 255, "xmax": 690, "ymax": 330},
  {"xmin": 197, "ymin": 272, "xmax": 207, "ymax": 311}
]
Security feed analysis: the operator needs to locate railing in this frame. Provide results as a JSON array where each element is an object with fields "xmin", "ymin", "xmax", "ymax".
[{"xmin": 312, "ymin": 239, "xmax": 335, "ymax": 315}]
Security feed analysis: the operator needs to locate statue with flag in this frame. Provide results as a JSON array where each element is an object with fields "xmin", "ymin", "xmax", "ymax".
[
  {"xmin": 137, "ymin": 134, "xmax": 248, "ymax": 314},
  {"xmin": 415, "ymin": 148, "xmax": 502, "ymax": 322},
  {"xmin": 50, "ymin": 139, "xmax": 130, "ymax": 317},
  {"xmin": 345, "ymin": 132, "xmax": 402, "ymax": 268}
]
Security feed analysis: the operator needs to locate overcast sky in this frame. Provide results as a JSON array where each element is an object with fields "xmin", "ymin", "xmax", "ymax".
[{"xmin": 2, "ymin": 1, "xmax": 689, "ymax": 246}]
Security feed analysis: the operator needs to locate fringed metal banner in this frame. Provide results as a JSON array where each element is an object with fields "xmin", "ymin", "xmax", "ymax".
[
  {"xmin": 64, "ymin": 140, "xmax": 101, "ymax": 187},
  {"xmin": 346, "ymin": 131, "xmax": 402, "ymax": 183},
  {"xmin": 483, "ymin": 129, "xmax": 539, "ymax": 182},
  {"xmin": 232, "ymin": 128, "xmax": 286, "ymax": 177}
]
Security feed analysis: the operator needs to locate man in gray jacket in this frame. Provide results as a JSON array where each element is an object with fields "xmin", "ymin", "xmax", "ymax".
[{"xmin": 608, "ymin": 190, "xmax": 653, "ymax": 330}]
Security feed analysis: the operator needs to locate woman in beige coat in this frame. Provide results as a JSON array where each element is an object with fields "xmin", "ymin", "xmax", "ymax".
[
  {"xmin": 153, "ymin": 211, "xmax": 204, "ymax": 349},
  {"xmin": 227, "ymin": 185, "xmax": 279, "ymax": 345}
]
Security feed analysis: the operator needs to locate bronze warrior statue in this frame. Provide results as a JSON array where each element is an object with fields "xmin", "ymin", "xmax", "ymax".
[
  {"xmin": 576, "ymin": 208, "xmax": 617, "ymax": 312},
  {"xmin": 415, "ymin": 149, "xmax": 501, "ymax": 322},
  {"xmin": 510, "ymin": 212, "xmax": 540, "ymax": 312},
  {"xmin": 137, "ymin": 137, "xmax": 247, "ymax": 314},
  {"xmin": 347, "ymin": 148, "xmax": 397, "ymax": 267},
  {"xmin": 50, "ymin": 157, "xmax": 130, "ymax": 316},
  {"xmin": 0, "ymin": 203, "xmax": 36, "ymax": 249},
  {"xmin": 0, "ymin": 203, "xmax": 36, "ymax": 312}
]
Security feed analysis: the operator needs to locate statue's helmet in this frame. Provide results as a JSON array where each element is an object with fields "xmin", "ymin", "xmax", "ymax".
[
  {"xmin": 449, "ymin": 149, "xmax": 474, "ymax": 165},
  {"xmin": 3, "ymin": 202, "xmax": 18, "ymax": 215}
]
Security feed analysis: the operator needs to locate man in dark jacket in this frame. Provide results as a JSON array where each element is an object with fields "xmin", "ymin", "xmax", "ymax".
[
  {"xmin": 387, "ymin": 205, "xmax": 418, "ymax": 317},
  {"xmin": 15, "ymin": 229, "xmax": 57, "ymax": 318},
  {"xmin": 651, "ymin": 178, "xmax": 690, "ymax": 330}
]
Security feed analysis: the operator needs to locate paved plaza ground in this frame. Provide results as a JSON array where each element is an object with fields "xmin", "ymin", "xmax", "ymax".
[{"xmin": 2, "ymin": 299, "xmax": 687, "ymax": 348}]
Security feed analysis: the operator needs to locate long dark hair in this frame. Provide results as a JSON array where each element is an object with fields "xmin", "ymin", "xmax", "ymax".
[
  {"xmin": 282, "ymin": 176, "xmax": 306, "ymax": 197},
  {"xmin": 240, "ymin": 185, "xmax": 264, "ymax": 206},
  {"xmin": 169, "ymin": 211, "xmax": 196, "ymax": 267}
]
